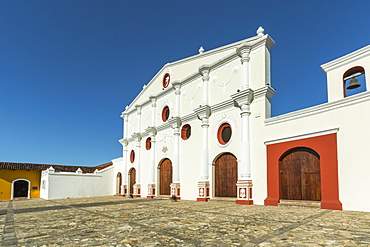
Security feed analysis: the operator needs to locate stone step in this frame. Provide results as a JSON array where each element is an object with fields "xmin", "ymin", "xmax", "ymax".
[
  {"xmin": 210, "ymin": 197, "xmax": 236, "ymax": 202},
  {"xmin": 278, "ymin": 200, "xmax": 321, "ymax": 208}
]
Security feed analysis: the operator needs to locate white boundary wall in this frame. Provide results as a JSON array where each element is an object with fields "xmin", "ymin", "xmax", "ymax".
[{"xmin": 40, "ymin": 165, "xmax": 115, "ymax": 200}]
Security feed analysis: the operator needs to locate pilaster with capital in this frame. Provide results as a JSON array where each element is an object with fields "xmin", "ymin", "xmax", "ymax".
[
  {"xmin": 231, "ymin": 89, "xmax": 254, "ymax": 205},
  {"xmin": 119, "ymin": 138, "xmax": 129, "ymax": 197},
  {"xmin": 194, "ymin": 105, "xmax": 212, "ymax": 201},
  {"xmin": 199, "ymin": 65, "xmax": 211, "ymax": 105},
  {"xmin": 169, "ymin": 117, "xmax": 182, "ymax": 199},
  {"xmin": 236, "ymin": 44, "xmax": 251, "ymax": 90},
  {"xmin": 132, "ymin": 132, "xmax": 142, "ymax": 197},
  {"xmin": 172, "ymin": 81, "xmax": 182, "ymax": 117},
  {"xmin": 146, "ymin": 126, "xmax": 157, "ymax": 198}
]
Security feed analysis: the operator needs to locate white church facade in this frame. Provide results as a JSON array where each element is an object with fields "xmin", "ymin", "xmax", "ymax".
[
  {"xmin": 3, "ymin": 27, "xmax": 370, "ymax": 212},
  {"xmin": 114, "ymin": 27, "xmax": 370, "ymax": 212}
]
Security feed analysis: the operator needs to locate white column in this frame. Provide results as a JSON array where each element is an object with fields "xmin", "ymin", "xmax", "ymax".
[
  {"xmin": 201, "ymin": 117, "xmax": 209, "ymax": 180},
  {"xmin": 240, "ymin": 104, "xmax": 251, "ymax": 179},
  {"xmin": 150, "ymin": 136, "xmax": 156, "ymax": 183},
  {"xmin": 194, "ymin": 105, "xmax": 211, "ymax": 201},
  {"xmin": 120, "ymin": 111, "xmax": 129, "ymax": 196},
  {"xmin": 199, "ymin": 65, "xmax": 211, "ymax": 105},
  {"xmin": 231, "ymin": 81, "xmax": 254, "ymax": 205},
  {"xmin": 236, "ymin": 45, "xmax": 251, "ymax": 90},
  {"xmin": 133, "ymin": 105, "xmax": 142, "ymax": 197},
  {"xmin": 169, "ymin": 117, "xmax": 181, "ymax": 184},
  {"xmin": 149, "ymin": 96, "xmax": 157, "ymax": 126},
  {"xmin": 173, "ymin": 82, "xmax": 181, "ymax": 183}
]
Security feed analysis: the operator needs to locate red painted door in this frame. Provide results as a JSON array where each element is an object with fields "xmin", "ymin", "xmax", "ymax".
[
  {"xmin": 215, "ymin": 153, "xmax": 237, "ymax": 197},
  {"xmin": 160, "ymin": 159, "xmax": 172, "ymax": 195},
  {"xmin": 280, "ymin": 147, "xmax": 321, "ymax": 201}
]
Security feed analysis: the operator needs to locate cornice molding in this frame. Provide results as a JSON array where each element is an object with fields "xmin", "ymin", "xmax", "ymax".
[
  {"xmin": 321, "ymin": 44, "xmax": 370, "ymax": 72},
  {"xmin": 168, "ymin": 116, "xmax": 182, "ymax": 129},
  {"xmin": 231, "ymin": 88, "xmax": 254, "ymax": 107},
  {"xmin": 254, "ymin": 86, "xmax": 276, "ymax": 100},
  {"xmin": 265, "ymin": 91, "xmax": 370, "ymax": 126},
  {"xmin": 264, "ymin": 128, "xmax": 339, "ymax": 145},
  {"xmin": 118, "ymin": 138, "xmax": 128, "ymax": 146},
  {"xmin": 211, "ymin": 98, "xmax": 235, "ymax": 114},
  {"xmin": 194, "ymin": 105, "xmax": 212, "ymax": 120}
]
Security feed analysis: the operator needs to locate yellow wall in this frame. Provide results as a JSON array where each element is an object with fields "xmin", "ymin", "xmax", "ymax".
[{"xmin": 0, "ymin": 169, "xmax": 41, "ymax": 200}]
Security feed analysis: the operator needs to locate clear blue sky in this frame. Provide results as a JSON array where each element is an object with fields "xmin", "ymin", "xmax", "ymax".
[{"xmin": 1, "ymin": 1, "xmax": 369, "ymax": 166}]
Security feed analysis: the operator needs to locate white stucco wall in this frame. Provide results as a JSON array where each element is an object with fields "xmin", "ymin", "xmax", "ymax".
[{"xmin": 40, "ymin": 166, "xmax": 115, "ymax": 200}]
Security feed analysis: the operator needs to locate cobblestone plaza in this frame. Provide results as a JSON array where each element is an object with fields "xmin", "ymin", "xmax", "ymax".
[{"xmin": 1, "ymin": 196, "xmax": 369, "ymax": 246}]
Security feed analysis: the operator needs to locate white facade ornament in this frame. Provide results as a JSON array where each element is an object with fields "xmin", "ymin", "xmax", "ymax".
[
  {"xmin": 162, "ymin": 145, "xmax": 168, "ymax": 154},
  {"xmin": 199, "ymin": 188, "xmax": 204, "ymax": 196},
  {"xmin": 256, "ymin": 26, "xmax": 264, "ymax": 37},
  {"xmin": 199, "ymin": 46, "xmax": 204, "ymax": 54},
  {"xmin": 240, "ymin": 188, "xmax": 246, "ymax": 198}
]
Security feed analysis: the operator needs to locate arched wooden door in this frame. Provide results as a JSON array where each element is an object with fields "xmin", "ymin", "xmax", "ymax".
[
  {"xmin": 159, "ymin": 159, "xmax": 172, "ymax": 195},
  {"xmin": 129, "ymin": 168, "xmax": 136, "ymax": 195},
  {"xmin": 280, "ymin": 147, "xmax": 321, "ymax": 201},
  {"xmin": 214, "ymin": 153, "xmax": 237, "ymax": 197},
  {"xmin": 117, "ymin": 172, "xmax": 122, "ymax": 194},
  {"xmin": 13, "ymin": 180, "xmax": 29, "ymax": 198}
]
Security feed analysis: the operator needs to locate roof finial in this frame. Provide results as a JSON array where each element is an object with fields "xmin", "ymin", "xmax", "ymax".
[
  {"xmin": 256, "ymin": 26, "xmax": 265, "ymax": 37},
  {"xmin": 199, "ymin": 46, "xmax": 204, "ymax": 54}
]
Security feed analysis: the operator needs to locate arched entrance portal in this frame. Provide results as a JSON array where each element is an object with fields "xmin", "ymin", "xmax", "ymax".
[
  {"xmin": 214, "ymin": 153, "xmax": 237, "ymax": 197},
  {"xmin": 159, "ymin": 159, "xmax": 172, "ymax": 195},
  {"xmin": 116, "ymin": 172, "xmax": 122, "ymax": 195},
  {"xmin": 13, "ymin": 179, "xmax": 29, "ymax": 198},
  {"xmin": 128, "ymin": 168, "xmax": 136, "ymax": 195},
  {"xmin": 280, "ymin": 147, "xmax": 321, "ymax": 201}
]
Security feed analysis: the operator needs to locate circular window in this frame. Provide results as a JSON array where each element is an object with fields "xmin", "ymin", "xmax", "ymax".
[
  {"xmin": 162, "ymin": 106, "xmax": 170, "ymax": 122},
  {"xmin": 217, "ymin": 123, "xmax": 232, "ymax": 145},
  {"xmin": 181, "ymin": 124, "xmax": 191, "ymax": 140},
  {"xmin": 130, "ymin": 150, "xmax": 135, "ymax": 163},
  {"xmin": 146, "ymin": 137, "xmax": 151, "ymax": 150},
  {"xmin": 162, "ymin": 73, "xmax": 170, "ymax": 88}
]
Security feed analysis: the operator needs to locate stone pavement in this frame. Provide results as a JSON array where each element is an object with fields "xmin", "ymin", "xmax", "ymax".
[{"xmin": 1, "ymin": 196, "xmax": 369, "ymax": 246}]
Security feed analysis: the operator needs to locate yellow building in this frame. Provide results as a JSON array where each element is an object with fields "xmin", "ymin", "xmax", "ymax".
[{"xmin": 0, "ymin": 162, "xmax": 110, "ymax": 201}]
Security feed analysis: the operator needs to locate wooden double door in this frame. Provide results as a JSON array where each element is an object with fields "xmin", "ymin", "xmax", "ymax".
[
  {"xmin": 214, "ymin": 153, "xmax": 237, "ymax": 197},
  {"xmin": 129, "ymin": 168, "xmax": 136, "ymax": 195},
  {"xmin": 159, "ymin": 159, "xmax": 172, "ymax": 195},
  {"xmin": 280, "ymin": 147, "xmax": 321, "ymax": 201},
  {"xmin": 13, "ymin": 180, "xmax": 28, "ymax": 198}
]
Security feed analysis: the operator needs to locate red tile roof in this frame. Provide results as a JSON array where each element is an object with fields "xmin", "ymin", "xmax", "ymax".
[{"xmin": 0, "ymin": 161, "xmax": 113, "ymax": 173}]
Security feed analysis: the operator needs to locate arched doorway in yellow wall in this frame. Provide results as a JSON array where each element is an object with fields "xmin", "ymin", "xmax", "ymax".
[{"xmin": 12, "ymin": 179, "xmax": 30, "ymax": 199}]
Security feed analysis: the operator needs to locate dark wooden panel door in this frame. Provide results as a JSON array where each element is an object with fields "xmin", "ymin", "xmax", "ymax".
[
  {"xmin": 215, "ymin": 153, "xmax": 237, "ymax": 197},
  {"xmin": 160, "ymin": 159, "xmax": 172, "ymax": 195},
  {"xmin": 129, "ymin": 168, "xmax": 136, "ymax": 194},
  {"xmin": 280, "ymin": 147, "xmax": 321, "ymax": 201},
  {"xmin": 117, "ymin": 173, "xmax": 122, "ymax": 194},
  {"xmin": 13, "ymin": 180, "xmax": 28, "ymax": 197}
]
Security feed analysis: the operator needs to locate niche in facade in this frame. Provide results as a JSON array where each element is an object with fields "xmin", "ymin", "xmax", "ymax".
[{"xmin": 343, "ymin": 66, "xmax": 366, "ymax": 97}]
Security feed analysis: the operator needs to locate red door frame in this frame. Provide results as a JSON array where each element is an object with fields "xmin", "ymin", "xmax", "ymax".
[{"xmin": 264, "ymin": 133, "xmax": 342, "ymax": 210}]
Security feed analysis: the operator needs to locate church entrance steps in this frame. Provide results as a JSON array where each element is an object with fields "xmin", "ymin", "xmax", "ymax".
[
  {"xmin": 210, "ymin": 197, "xmax": 236, "ymax": 202},
  {"xmin": 155, "ymin": 195, "xmax": 170, "ymax": 200},
  {"xmin": 278, "ymin": 199, "xmax": 320, "ymax": 208}
]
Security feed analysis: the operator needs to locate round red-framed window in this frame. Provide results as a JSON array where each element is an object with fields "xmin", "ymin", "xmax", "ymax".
[
  {"xmin": 181, "ymin": 124, "xmax": 191, "ymax": 140},
  {"xmin": 162, "ymin": 106, "xmax": 170, "ymax": 122},
  {"xmin": 217, "ymin": 123, "xmax": 232, "ymax": 145},
  {"xmin": 163, "ymin": 73, "xmax": 170, "ymax": 88},
  {"xmin": 146, "ymin": 137, "xmax": 151, "ymax": 150},
  {"xmin": 130, "ymin": 150, "xmax": 135, "ymax": 163}
]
